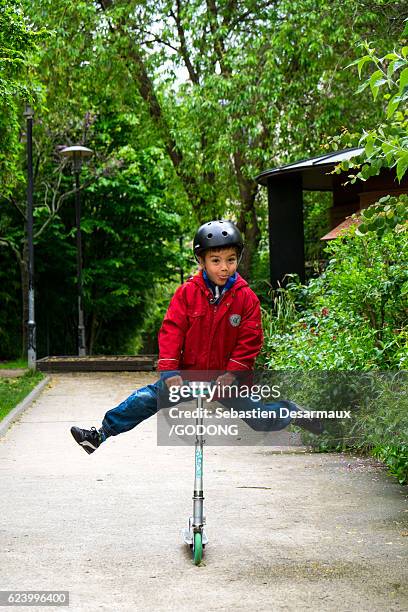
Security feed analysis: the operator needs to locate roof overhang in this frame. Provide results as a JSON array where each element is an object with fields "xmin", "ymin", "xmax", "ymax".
[{"xmin": 255, "ymin": 147, "xmax": 364, "ymax": 191}]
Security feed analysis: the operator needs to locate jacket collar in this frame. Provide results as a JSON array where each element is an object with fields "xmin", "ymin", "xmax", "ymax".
[{"xmin": 202, "ymin": 270, "xmax": 236, "ymax": 304}]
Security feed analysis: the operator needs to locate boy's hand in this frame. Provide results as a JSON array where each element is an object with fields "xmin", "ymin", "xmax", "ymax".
[
  {"xmin": 165, "ymin": 375, "xmax": 184, "ymax": 390},
  {"xmin": 215, "ymin": 372, "xmax": 236, "ymax": 388}
]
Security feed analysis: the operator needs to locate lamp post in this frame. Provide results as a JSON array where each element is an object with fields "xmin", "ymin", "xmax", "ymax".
[
  {"xmin": 60, "ymin": 145, "xmax": 93, "ymax": 357},
  {"xmin": 24, "ymin": 105, "xmax": 36, "ymax": 370}
]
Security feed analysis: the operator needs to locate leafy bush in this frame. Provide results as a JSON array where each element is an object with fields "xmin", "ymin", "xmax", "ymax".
[
  {"xmin": 372, "ymin": 444, "xmax": 408, "ymax": 485},
  {"xmin": 260, "ymin": 221, "xmax": 408, "ymax": 370},
  {"xmin": 288, "ymin": 36, "xmax": 408, "ymax": 483},
  {"xmin": 259, "ymin": 214, "xmax": 408, "ymax": 483}
]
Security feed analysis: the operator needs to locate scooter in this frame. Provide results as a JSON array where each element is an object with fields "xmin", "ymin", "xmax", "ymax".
[{"xmin": 181, "ymin": 381, "xmax": 212, "ymax": 565}]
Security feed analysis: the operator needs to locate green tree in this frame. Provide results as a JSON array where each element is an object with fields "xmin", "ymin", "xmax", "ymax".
[
  {"xmin": 0, "ymin": 0, "xmax": 47, "ymax": 356},
  {"xmin": 18, "ymin": 104, "xmax": 182, "ymax": 356},
  {"xmin": 32, "ymin": 138, "xmax": 181, "ymax": 356},
  {"xmin": 0, "ymin": 0, "xmax": 44, "ymax": 194},
  {"xmin": 2, "ymin": 0, "xmax": 404, "ymax": 356},
  {"xmin": 0, "ymin": 0, "xmax": 183, "ymax": 357},
  {"xmin": 75, "ymin": 0, "xmax": 401, "ymax": 276},
  {"xmin": 79, "ymin": 140, "xmax": 181, "ymax": 354},
  {"xmin": 331, "ymin": 36, "xmax": 408, "ymax": 184}
]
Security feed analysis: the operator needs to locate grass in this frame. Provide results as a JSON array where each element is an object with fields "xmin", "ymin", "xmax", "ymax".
[
  {"xmin": 0, "ymin": 371, "xmax": 44, "ymax": 422},
  {"xmin": 0, "ymin": 358, "xmax": 28, "ymax": 369}
]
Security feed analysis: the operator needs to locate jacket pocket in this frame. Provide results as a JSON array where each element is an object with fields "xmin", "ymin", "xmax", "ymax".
[
  {"xmin": 187, "ymin": 307, "xmax": 204, "ymax": 320},
  {"xmin": 242, "ymin": 320, "xmax": 263, "ymax": 342},
  {"xmin": 245, "ymin": 321, "xmax": 261, "ymax": 330}
]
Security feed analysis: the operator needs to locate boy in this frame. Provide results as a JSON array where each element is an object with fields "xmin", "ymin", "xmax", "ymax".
[{"xmin": 71, "ymin": 219, "xmax": 321, "ymax": 454}]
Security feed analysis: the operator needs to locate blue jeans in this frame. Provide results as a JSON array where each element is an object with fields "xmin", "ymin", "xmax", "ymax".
[{"xmin": 102, "ymin": 379, "xmax": 299, "ymax": 437}]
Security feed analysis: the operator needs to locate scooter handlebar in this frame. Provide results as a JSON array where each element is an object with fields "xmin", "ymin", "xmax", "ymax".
[{"xmin": 182, "ymin": 380, "xmax": 216, "ymax": 398}]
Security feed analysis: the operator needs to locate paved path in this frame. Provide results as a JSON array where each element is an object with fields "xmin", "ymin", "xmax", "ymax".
[{"xmin": 0, "ymin": 373, "xmax": 407, "ymax": 612}]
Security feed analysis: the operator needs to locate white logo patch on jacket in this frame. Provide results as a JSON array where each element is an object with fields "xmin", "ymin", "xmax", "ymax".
[{"xmin": 229, "ymin": 314, "xmax": 241, "ymax": 327}]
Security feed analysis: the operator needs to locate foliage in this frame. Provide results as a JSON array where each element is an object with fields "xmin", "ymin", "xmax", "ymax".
[
  {"xmin": 0, "ymin": 243, "xmax": 21, "ymax": 358},
  {"xmin": 32, "ymin": 0, "xmax": 400, "ymax": 276},
  {"xmin": 260, "ymin": 222, "xmax": 408, "ymax": 370},
  {"xmin": 303, "ymin": 191, "xmax": 332, "ymax": 266},
  {"xmin": 31, "ymin": 134, "xmax": 182, "ymax": 356},
  {"xmin": 277, "ymin": 370, "xmax": 408, "ymax": 485},
  {"xmin": 372, "ymin": 444, "xmax": 408, "ymax": 485},
  {"xmin": 355, "ymin": 193, "xmax": 408, "ymax": 236},
  {"xmin": 135, "ymin": 279, "xmax": 182, "ymax": 354},
  {"xmin": 0, "ymin": 358, "xmax": 27, "ymax": 368},
  {"xmin": 260, "ymin": 78, "xmax": 408, "ymax": 482},
  {"xmin": 1, "ymin": 0, "xmax": 406, "ymax": 357},
  {"xmin": 1, "ymin": 0, "xmax": 188, "ymax": 357},
  {"xmin": 260, "ymin": 32, "xmax": 408, "ymax": 483},
  {"xmin": 0, "ymin": 0, "xmax": 45, "ymax": 195},
  {"xmin": 330, "ymin": 39, "xmax": 408, "ymax": 183},
  {"xmin": 260, "ymin": 32, "xmax": 408, "ymax": 374},
  {"xmin": 79, "ymin": 142, "xmax": 181, "ymax": 354}
]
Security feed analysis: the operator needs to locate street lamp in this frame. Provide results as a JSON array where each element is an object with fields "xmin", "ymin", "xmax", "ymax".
[
  {"xmin": 60, "ymin": 145, "xmax": 93, "ymax": 357},
  {"xmin": 24, "ymin": 104, "xmax": 36, "ymax": 370}
]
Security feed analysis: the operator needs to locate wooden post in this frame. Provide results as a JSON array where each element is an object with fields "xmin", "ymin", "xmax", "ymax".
[{"xmin": 267, "ymin": 173, "xmax": 305, "ymax": 288}]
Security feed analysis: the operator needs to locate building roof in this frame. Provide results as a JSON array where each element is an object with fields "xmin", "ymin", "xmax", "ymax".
[
  {"xmin": 255, "ymin": 147, "xmax": 364, "ymax": 190},
  {"xmin": 320, "ymin": 215, "xmax": 361, "ymax": 240}
]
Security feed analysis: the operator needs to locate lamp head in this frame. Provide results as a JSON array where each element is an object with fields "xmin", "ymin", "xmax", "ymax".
[
  {"xmin": 60, "ymin": 145, "xmax": 93, "ymax": 171},
  {"xmin": 23, "ymin": 105, "xmax": 34, "ymax": 119}
]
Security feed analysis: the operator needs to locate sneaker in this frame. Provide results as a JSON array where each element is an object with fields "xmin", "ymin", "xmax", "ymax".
[
  {"xmin": 295, "ymin": 416, "xmax": 324, "ymax": 435},
  {"xmin": 70, "ymin": 426, "xmax": 102, "ymax": 454},
  {"xmin": 281, "ymin": 400, "xmax": 324, "ymax": 435}
]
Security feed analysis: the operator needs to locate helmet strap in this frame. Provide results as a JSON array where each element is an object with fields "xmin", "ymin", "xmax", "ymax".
[{"xmin": 237, "ymin": 248, "xmax": 244, "ymax": 267}]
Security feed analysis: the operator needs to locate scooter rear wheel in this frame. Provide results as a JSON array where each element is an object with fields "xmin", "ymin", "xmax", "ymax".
[{"xmin": 193, "ymin": 532, "xmax": 203, "ymax": 565}]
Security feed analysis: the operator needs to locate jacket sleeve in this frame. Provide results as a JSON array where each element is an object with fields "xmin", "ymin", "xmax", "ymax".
[
  {"xmin": 157, "ymin": 285, "xmax": 189, "ymax": 372},
  {"xmin": 226, "ymin": 292, "xmax": 263, "ymax": 371}
]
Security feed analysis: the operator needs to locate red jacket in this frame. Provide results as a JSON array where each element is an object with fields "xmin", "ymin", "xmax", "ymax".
[{"xmin": 158, "ymin": 271, "xmax": 263, "ymax": 372}]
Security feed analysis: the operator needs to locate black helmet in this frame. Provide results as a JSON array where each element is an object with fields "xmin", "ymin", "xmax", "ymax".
[{"xmin": 193, "ymin": 219, "xmax": 244, "ymax": 259}]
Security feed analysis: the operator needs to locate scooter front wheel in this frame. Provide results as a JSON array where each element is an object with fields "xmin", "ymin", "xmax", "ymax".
[{"xmin": 193, "ymin": 531, "xmax": 203, "ymax": 565}]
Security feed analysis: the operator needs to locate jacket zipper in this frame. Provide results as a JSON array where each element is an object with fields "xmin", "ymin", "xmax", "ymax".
[
  {"xmin": 206, "ymin": 289, "xmax": 236, "ymax": 368},
  {"xmin": 206, "ymin": 302, "xmax": 217, "ymax": 368}
]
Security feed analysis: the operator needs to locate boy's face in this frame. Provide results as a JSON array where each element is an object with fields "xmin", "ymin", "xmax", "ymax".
[{"xmin": 200, "ymin": 248, "xmax": 238, "ymax": 285}]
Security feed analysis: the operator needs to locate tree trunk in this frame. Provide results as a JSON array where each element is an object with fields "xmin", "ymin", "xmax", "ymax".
[
  {"xmin": 233, "ymin": 152, "xmax": 261, "ymax": 281},
  {"xmin": 89, "ymin": 311, "xmax": 99, "ymax": 356},
  {"xmin": 238, "ymin": 209, "xmax": 261, "ymax": 281}
]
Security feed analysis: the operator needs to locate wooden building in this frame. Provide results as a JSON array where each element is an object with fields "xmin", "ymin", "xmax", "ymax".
[{"xmin": 255, "ymin": 148, "xmax": 408, "ymax": 288}]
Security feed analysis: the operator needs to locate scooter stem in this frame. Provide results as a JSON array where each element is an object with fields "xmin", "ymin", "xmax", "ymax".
[{"xmin": 193, "ymin": 393, "xmax": 204, "ymax": 528}]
